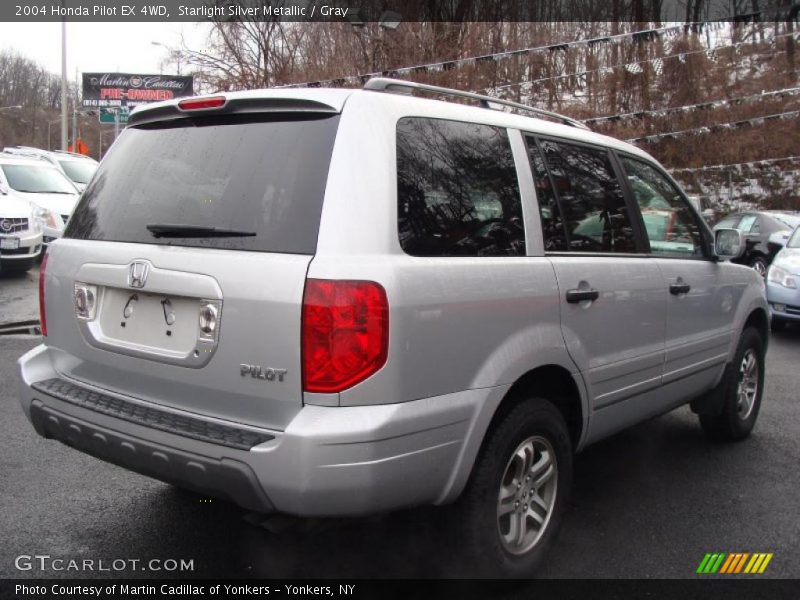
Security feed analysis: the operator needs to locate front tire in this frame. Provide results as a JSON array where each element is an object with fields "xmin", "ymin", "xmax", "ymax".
[
  {"xmin": 749, "ymin": 255, "xmax": 768, "ymax": 277},
  {"xmin": 699, "ymin": 327, "xmax": 765, "ymax": 441},
  {"xmin": 456, "ymin": 398, "xmax": 572, "ymax": 577}
]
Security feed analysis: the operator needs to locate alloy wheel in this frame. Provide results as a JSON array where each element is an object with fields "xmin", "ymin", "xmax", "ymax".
[{"xmin": 497, "ymin": 436, "xmax": 558, "ymax": 555}]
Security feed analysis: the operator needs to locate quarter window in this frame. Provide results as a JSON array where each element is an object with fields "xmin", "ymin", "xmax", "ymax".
[
  {"xmin": 530, "ymin": 138, "xmax": 638, "ymax": 253},
  {"xmin": 619, "ymin": 156, "xmax": 705, "ymax": 257},
  {"xmin": 396, "ymin": 118, "xmax": 525, "ymax": 257}
]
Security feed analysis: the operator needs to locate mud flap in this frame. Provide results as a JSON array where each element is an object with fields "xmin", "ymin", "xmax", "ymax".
[{"xmin": 690, "ymin": 361, "xmax": 732, "ymax": 417}]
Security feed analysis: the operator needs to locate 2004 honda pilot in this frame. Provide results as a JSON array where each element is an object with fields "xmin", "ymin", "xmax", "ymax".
[{"xmin": 18, "ymin": 79, "xmax": 768, "ymax": 575}]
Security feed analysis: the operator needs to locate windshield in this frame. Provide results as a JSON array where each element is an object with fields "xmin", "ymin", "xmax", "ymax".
[
  {"xmin": 788, "ymin": 227, "xmax": 800, "ymax": 248},
  {"xmin": 58, "ymin": 160, "xmax": 97, "ymax": 184},
  {"xmin": 1, "ymin": 164, "xmax": 76, "ymax": 194},
  {"xmin": 66, "ymin": 113, "xmax": 340, "ymax": 254}
]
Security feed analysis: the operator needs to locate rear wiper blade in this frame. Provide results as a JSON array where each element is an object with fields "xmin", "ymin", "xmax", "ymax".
[{"xmin": 146, "ymin": 223, "xmax": 256, "ymax": 238}]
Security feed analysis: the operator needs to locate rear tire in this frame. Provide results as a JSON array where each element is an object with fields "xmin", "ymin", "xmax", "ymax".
[
  {"xmin": 455, "ymin": 398, "xmax": 572, "ymax": 577},
  {"xmin": 699, "ymin": 327, "xmax": 765, "ymax": 442}
]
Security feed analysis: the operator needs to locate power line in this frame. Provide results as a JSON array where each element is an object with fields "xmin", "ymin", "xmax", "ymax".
[
  {"xmin": 483, "ymin": 32, "xmax": 798, "ymax": 95},
  {"xmin": 671, "ymin": 156, "xmax": 800, "ymax": 173},
  {"xmin": 626, "ymin": 110, "xmax": 800, "ymax": 143},
  {"xmin": 583, "ymin": 87, "xmax": 800, "ymax": 124},
  {"xmin": 281, "ymin": 21, "xmax": 723, "ymax": 89}
]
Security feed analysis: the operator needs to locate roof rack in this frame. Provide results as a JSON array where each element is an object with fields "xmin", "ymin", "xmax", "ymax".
[
  {"xmin": 0, "ymin": 149, "xmax": 47, "ymax": 160},
  {"xmin": 363, "ymin": 77, "xmax": 590, "ymax": 130},
  {"xmin": 52, "ymin": 149, "xmax": 93, "ymax": 158}
]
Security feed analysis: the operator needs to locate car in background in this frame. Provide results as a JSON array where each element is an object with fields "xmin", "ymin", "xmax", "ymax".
[
  {"xmin": 2, "ymin": 146, "xmax": 98, "ymax": 192},
  {"xmin": 0, "ymin": 153, "xmax": 81, "ymax": 247},
  {"xmin": 713, "ymin": 211, "xmax": 800, "ymax": 275},
  {"xmin": 686, "ymin": 194, "xmax": 715, "ymax": 224},
  {"xmin": 767, "ymin": 226, "xmax": 800, "ymax": 331},
  {"xmin": 0, "ymin": 184, "xmax": 43, "ymax": 273}
]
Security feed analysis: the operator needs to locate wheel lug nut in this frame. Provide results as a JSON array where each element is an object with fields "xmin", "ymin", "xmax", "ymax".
[{"xmin": 523, "ymin": 504, "xmax": 528, "ymax": 511}]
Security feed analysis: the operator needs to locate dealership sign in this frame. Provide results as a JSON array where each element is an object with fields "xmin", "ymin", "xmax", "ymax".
[{"xmin": 82, "ymin": 73, "xmax": 194, "ymax": 108}]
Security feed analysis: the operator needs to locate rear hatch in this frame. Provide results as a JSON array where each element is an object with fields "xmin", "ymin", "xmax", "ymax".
[{"xmin": 43, "ymin": 98, "xmax": 342, "ymax": 430}]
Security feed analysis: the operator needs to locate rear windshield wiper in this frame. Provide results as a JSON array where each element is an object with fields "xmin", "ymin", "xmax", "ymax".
[{"xmin": 146, "ymin": 223, "xmax": 257, "ymax": 238}]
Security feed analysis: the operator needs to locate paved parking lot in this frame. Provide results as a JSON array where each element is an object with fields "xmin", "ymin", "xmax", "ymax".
[
  {"xmin": 0, "ymin": 267, "xmax": 39, "ymax": 324},
  {"xmin": 1, "ymin": 274, "xmax": 799, "ymax": 579}
]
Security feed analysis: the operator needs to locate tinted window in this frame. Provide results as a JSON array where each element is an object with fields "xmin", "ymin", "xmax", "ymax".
[
  {"xmin": 526, "ymin": 139, "xmax": 567, "ymax": 251},
  {"xmin": 66, "ymin": 114, "xmax": 340, "ymax": 255},
  {"xmin": 536, "ymin": 139, "xmax": 637, "ymax": 253},
  {"xmin": 620, "ymin": 156, "xmax": 705, "ymax": 257},
  {"xmin": 396, "ymin": 118, "xmax": 525, "ymax": 257}
]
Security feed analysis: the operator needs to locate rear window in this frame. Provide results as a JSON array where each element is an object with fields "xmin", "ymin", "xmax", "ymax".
[{"xmin": 65, "ymin": 113, "xmax": 340, "ymax": 254}]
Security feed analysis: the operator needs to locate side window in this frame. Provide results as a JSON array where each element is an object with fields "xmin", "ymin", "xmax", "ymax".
[
  {"xmin": 535, "ymin": 139, "xmax": 638, "ymax": 253},
  {"xmin": 396, "ymin": 118, "xmax": 525, "ymax": 257},
  {"xmin": 715, "ymin": 215, "xmax": 741, "ymax": 230},
  {"xmin": 619, "ymin": 156, "xmax": 705, "ymax": 257},
  {"xmin": 526, "ymin": 139, "xmax": 568, "ymax": 251},
  {"xmin": 737, "ymin": 214, "xmax": 758, "ymax": 234}
]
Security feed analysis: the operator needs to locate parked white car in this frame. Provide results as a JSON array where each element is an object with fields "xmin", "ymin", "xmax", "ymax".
[
  {"xmin": 0, "ymin": 189, "xmax": 43, "ymax": 272},
  {"xmin": 0, "ymin": 154, "xmax": 81, "ymax": 246},
  {"xmin": 2, "ymin": 147, "xmax": 98, "ymax": 192}
]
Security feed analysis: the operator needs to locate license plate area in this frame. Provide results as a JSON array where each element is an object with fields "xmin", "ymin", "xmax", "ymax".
[
  {"xmin": 79, "ymin": 286, "xmax": 221, "ymax": 368},
  {"xmin": 103, "ymin": 288, "xmax": 205, "ymax": 351},
  {"xmin": 72, "ymin": 260, "xmax": 223, "ymax": 368},
  {"xmin": 1, "ymin": 237, "xmax": 20, "ymax": 250}
]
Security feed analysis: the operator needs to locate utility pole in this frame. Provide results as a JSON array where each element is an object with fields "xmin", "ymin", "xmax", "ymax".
[
  {"xmin": 60, "ymin": 14, "xmax": 68, "ymax": 151},
  {"xmin": 72, "ymin": 67, "xmax": 78, "ymax": 150}
]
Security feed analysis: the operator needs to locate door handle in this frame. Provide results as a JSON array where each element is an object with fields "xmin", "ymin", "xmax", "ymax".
[
  {"xmin": 669, "ymin": 282, "xmax": 691, "ymax": 295},
  {"xmin": 566, "ymin": 289, "xmax": 600, "ymax": 304}
]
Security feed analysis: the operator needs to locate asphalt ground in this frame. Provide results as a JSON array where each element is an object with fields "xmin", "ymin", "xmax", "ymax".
[
  {"xmin": 1, "ymin": 324, "xmax": 798, "ymax": 580},
  {"xmin": 0, "ymin": 267, "xmax": 39, "ymax": 325}
]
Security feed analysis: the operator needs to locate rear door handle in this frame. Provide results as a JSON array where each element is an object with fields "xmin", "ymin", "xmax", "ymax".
[
  {"xmin": 669, "ymin": 282, "xmax": 691, "ymax": 295},
  {"xmin": 566, "ymin": 289, "xmax": 600, "ymax": 304}
]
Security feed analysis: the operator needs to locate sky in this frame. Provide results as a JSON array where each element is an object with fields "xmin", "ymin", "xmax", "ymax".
[{"xmin": 0, "ymin": 22, "xmax": 210, "ymax": 78}]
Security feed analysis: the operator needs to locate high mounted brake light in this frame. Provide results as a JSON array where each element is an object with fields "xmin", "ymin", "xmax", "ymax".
[{"xmin": 178, "ymin": 96, "xmax": 226, "ymax": 111}]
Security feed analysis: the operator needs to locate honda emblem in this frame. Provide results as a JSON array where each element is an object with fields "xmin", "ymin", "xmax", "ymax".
[{"xmin": 128, "ymin": 261, "xmax": 150, "ymax": 289}]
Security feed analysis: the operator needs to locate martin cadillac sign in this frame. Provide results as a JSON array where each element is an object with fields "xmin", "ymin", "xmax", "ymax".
[{"xmin": 82, "ymin": 73, "xmax": 194, "ymax": 108}]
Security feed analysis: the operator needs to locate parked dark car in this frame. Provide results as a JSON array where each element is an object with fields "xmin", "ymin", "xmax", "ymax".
[{"xmin": 713, "ymin": 211, "xmax": 800, "ymax": 275}]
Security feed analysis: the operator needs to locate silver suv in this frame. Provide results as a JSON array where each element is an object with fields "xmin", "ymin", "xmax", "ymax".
[{"xmin": 18, "ymin": 79, "xmax": 768, "ymax": 575}]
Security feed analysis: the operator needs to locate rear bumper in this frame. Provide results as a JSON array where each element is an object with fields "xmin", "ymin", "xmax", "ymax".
[{"xmin": 19, "ymin": 344, "xmax": 501, "ymax": 516}]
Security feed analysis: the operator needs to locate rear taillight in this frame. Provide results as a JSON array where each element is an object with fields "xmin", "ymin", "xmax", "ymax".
[
  {"xmin": 178, "ymin": 96, "xmax": 225, "ymax": 110},
  {"xmin": 38, "ymin": 252, "xmax": 48, "ymax": 336},
  {"xmin": 302, "ymin": 279, "xmax": 389, "ymax": 394}
]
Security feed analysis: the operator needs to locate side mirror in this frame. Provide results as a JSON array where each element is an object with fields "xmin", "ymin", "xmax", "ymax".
[{"xmin": 714, "ymin": 228, "xmax": 746, "ymax": 260}]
